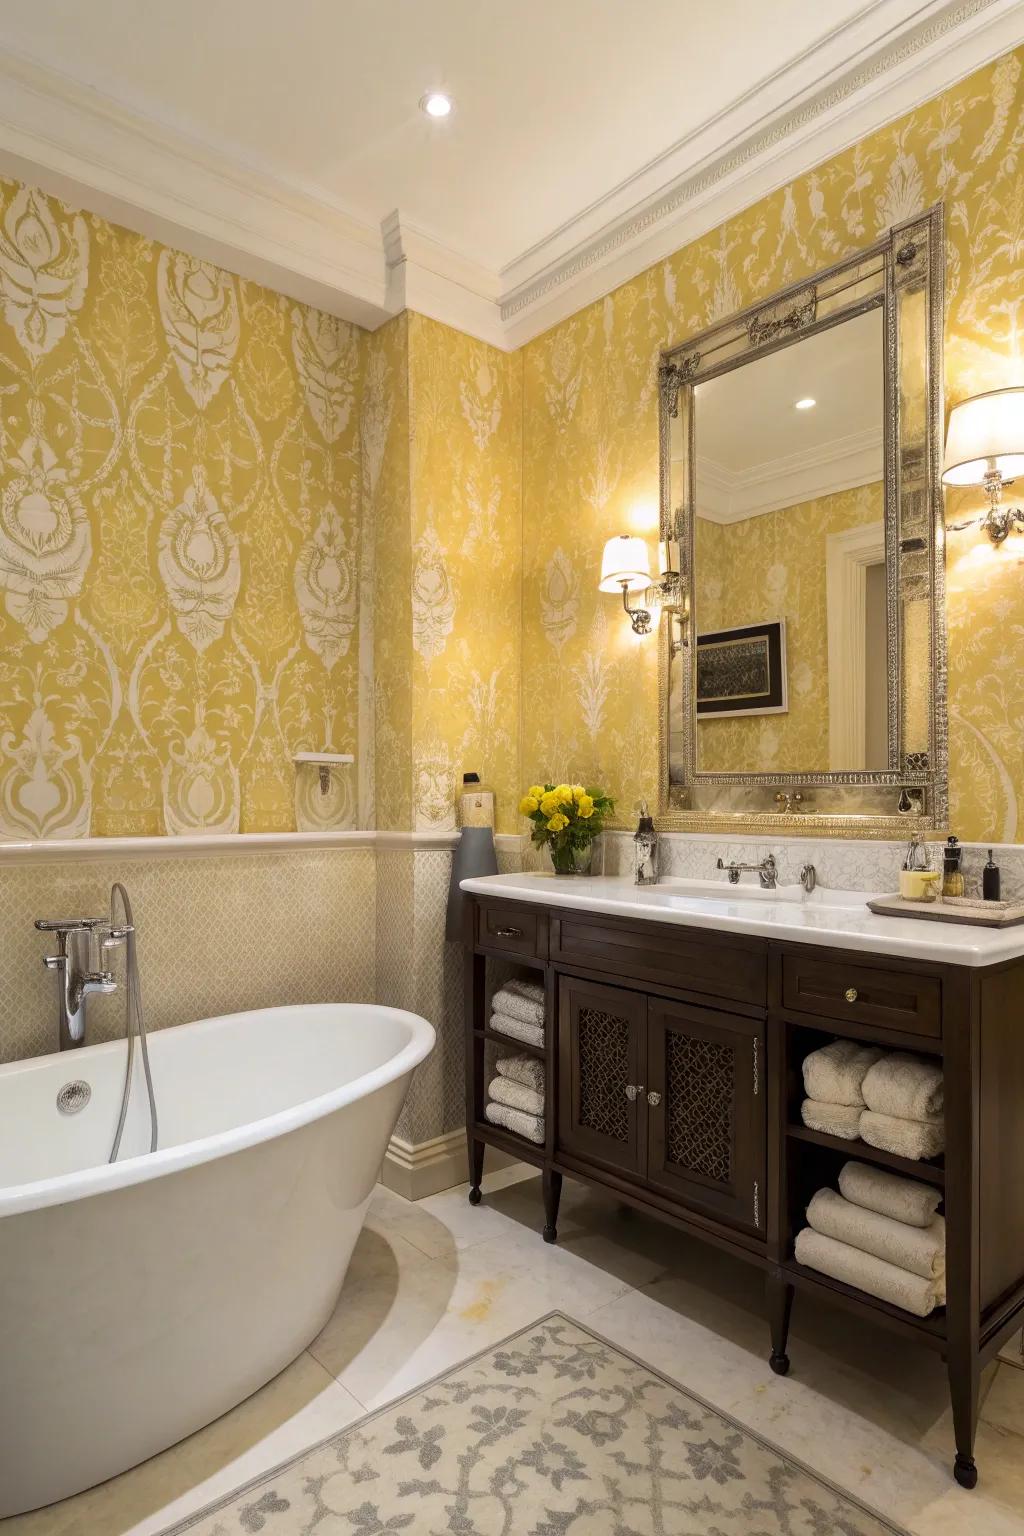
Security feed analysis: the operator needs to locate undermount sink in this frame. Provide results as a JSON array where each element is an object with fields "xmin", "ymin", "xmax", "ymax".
[{"xmin": 633, "ymin": 877, "xmax": 873, "ymax": 910}]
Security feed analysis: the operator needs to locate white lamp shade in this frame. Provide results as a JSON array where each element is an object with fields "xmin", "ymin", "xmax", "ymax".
[
  {"xmin": 942, "ymin": 388, "xmax": 1024, "ymax": 486},
  {"xmin": 599, "ymin": 535, "xmax": 650, "ymax": 592}
]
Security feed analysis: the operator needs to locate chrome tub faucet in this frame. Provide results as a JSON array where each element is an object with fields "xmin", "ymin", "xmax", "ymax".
[{"xmin": 36, "ymin": 916, "xmax": 124, "ymax": 1050}]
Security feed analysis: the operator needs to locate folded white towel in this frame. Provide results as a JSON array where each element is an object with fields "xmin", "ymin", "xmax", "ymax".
[
  {"xmin": 839, "ymin": 1160, "xmax": 942, "ymax": 1229},
  {"xmin": 794, "ymin": 1228, "xmax": 943, "ymax": 1317},
  {"xmin": 492, "ymin": 986, "xmax": 545, "ymax": 1027},
  {"xmin": 496, "ymin": 1055, "xmax": 545, "ymax": 1094},
  {"xmin": 860, "ymin": 1109, "xmax": 945, "ymax": 1160},
  {"xmin": 490, "ymin": 1010, "xmax": 545, "ymax": 1049},
  {"xmin": 485, "ymin": 1100, "xmax": 545, "ymax": 1144},
  {"xmin": 801, "ymin": 1098, "xmax": 862, "ymax": 1140},
  {"xmin": 803, "ymin": 1040, "xmax": 884, "ymax": 1107},
  {"xmin": 506, "ymin": 977, "xmax": 545, "ymax": 1006},
  {"xmin": 862, "ymin": 1052, "xmax": 944, "ymax": 1120},
  {"xmin": 488, "ymin": 1075, "xmax": 544, "ymax": 1116},
  {"xmin": 807, "ymin": 1188, "xmax": 945, "ymax": 1280}
]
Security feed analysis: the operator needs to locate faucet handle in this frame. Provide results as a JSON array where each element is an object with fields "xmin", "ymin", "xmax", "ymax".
[{"xmin": 35, "ymin": 916, "xmax": 109, "ymax": 934}]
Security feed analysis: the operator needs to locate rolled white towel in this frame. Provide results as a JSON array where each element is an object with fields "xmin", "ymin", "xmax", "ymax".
[
  {"xmin": 807, "ymin": 1188, "xmax": 945, "ymax": 1281},
  {"xmin": 860, "ymin": 1109, "xmax": 944, "ymax": 1161},
  {"xmin": 839, "ymin": 1160, "xmax": 942, "ymax": 1229},
  {"xmin": 490, "ymin": 1010, "xmax": 545, "ymax": 1049},
  {"xmin": 488, "ymin": 1074, "xmax": 544, "ymax": 1116},
  {"xmin": 485, "ymin": 1100, "xmax": 544, "ymax": 1144},
  {"xmin": 496, "ymin": 1055, "xmax": 545, "ymax": 1094},
  {"xmin": 802, "ymin": 1040, "xmax": 884, "ymax": 1107},
  {"xmin": 801, "ymin": 1098, "xmax": 862, "ymax": 1140},
  {"xmin": 794, "ymin": 1228, "xmax": 943, "ymax": 1317},
  {"xmin": 862, "ymin": 1052, "xmax": 944, "ymax": 1120},
  {"xmin": 492, "ymin": 986, "xmax": 545, "ymax": 1027}
]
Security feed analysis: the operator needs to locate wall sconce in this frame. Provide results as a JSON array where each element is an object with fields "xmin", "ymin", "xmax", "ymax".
[
  {"xmin": 599, "ymin": 535, "xmax": 682, "ymax": 635},
  {"xmin": 942, "ymin": 387, "xmax": 1024, "ymax": 545}
]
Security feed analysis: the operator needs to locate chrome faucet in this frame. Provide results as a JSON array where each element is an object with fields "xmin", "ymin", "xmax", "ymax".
[
  {"xmin": 716, "ymin": 853, "xmax": 778, "ymax": 890},
  {"xmin": 36, "ymin": 916, "xmax": 123, "ymax": 1050}
]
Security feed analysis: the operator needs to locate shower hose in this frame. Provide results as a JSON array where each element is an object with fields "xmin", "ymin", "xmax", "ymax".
[{"xmin": 108, "ymin": 881, "xmax": 159, "ymax": 1161}]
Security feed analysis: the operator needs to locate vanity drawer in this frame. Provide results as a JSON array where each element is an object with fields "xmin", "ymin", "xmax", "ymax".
[
  {"xmin": 552, "ymin": 914, "xmax": 766, "ymax": 1009},
  {"xmin": 781, "ymin": 952, "xmax": 941, "ymax": 1038},
  {"xmin": 476, "ymin": 902, "xmax": 545, "ymax": 959}
]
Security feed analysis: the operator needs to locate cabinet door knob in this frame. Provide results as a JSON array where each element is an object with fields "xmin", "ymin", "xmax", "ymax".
[
  {"xmin": 647, "ymin": 1090, "xmax": 662, "ymax": 1107},
  {"xmin": 844, "ymin": 986, "xmax": 858, "ymax": 1003},
  {"xmin": 624, "ymin": 1084, "xmax": 643, "ymax": 1102},
  {"xmin": 495, "ymin": 926, "xmax": 523, "ymax": 939}
]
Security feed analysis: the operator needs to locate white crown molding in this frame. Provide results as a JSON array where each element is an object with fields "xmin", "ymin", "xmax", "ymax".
[
  {"xmin": 500, "ymin": 0, "xmax": 1024, "ymax": 346},
  {"xmin": 696, "ymin": 427, "xmax": 884, "ymax": 523},
  {"xmin": 0, "ymin": 0, "xmax": 1022, "ymax": 350}
]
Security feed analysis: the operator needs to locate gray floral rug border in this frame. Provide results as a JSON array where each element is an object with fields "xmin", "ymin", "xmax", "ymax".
[{"xmin": 160, "ymin": 1311, "xmax": 910, "ymax": 1535}]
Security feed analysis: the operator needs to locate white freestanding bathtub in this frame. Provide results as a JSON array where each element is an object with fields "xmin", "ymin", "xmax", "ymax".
[{"xmin": 0, "ymin": 1002, "xmax": 434, "ymax": 1517}]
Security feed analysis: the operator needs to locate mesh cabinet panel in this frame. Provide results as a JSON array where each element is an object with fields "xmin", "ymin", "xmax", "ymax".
[
  {"xmin": 577, "ymin": 1006, "xmax": 630, "ymax": 1142},
  {"xmin": 665, "ymin": 1031, "xmax": 734, "ymax": 1184}
]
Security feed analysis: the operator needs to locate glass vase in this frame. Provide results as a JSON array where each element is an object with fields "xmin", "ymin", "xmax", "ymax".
[{"xmin": 548, "ymin": 839, "xmax": 594, "ymax": 876}]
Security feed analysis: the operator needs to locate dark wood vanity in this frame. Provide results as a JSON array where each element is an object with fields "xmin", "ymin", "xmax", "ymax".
[{"xmin": 463, "ymin": 888, "xmax": 1024, "ymax": 1489}]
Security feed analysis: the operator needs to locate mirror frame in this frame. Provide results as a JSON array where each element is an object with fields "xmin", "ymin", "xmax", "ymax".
[{"xmin": 657, "ymin": 204, "xmax": 947, "ymax": 837}]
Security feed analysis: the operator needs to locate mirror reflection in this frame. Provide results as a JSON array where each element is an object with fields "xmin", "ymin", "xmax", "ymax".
[{"xmin": 693, "ymin": 307, "xmax": 887, "ymax": 776}]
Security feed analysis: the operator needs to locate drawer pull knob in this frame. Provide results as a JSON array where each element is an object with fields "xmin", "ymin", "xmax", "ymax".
[
  {"xmin": 647, "ymin": 1090, "xmax": 662, "ymax": 1107},
  {"xmin": 495, "ymin": 926, "xmax": 523, "ymax": 939},
  {"xmin": 624, "ymin": 1083, "xmax": 643, "ymax": 1102},
  {"xmin": 844, "ymin": 986, "xmax": 858, "ymax": 1003}
]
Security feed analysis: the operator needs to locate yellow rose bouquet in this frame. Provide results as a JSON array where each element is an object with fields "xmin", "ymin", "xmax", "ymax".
[{"xmin": 518, "ymin": 782, "xmax": 614, "ymax": 875}]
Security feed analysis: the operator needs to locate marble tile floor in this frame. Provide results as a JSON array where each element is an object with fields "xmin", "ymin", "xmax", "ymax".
[{"xmin": 7, "ymin": 1162, "xmax": 1024, "ymax": 1536}]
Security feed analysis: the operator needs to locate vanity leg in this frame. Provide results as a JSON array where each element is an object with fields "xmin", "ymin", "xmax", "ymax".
[
  {"xmin": 468, "ymin": 1136, "xmax": 484, "ymax": 1205},
  {"xmin": 542, "ymin": 1167, "xmax": 562, "ymax": 1243},
  {"xmin": 766, "ymin": 1272, "xmax": 794, "ymax": 1376},
  {"xmin": 948, "ymin": 1344, "xmax": 980, "ymax": 1489}
]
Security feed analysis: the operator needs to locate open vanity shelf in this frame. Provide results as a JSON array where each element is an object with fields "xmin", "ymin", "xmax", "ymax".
[{"xmin": 463, "ymin": 881, "xmax": 1024, "ymax": 1490}]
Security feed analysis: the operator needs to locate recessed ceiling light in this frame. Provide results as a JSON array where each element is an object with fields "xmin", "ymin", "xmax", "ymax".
[
  {"xmin": 420, "ymin": 92, "xmax": 453, "ymax": 119},
  {"xmin": 795, "ymin": 397, "xmax": 816, "ymax": 410}
]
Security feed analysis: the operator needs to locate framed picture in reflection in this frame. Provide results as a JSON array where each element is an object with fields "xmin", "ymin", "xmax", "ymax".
[{"xmin": 696, "ymin": 619, "xmax": 788, "ymax": 718}]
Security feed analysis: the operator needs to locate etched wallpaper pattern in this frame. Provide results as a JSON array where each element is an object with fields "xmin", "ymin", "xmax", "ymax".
[
  {"xmin": 0, "ymin": 183, "xmax": 362, "ymax": 838},
  {"xmin": 696, "ymin": 483, "xmax": 883, "ymax": 772},
  {"xmin": 520, "ymin": 47, "xmax": 1024, "ymax": 843}
]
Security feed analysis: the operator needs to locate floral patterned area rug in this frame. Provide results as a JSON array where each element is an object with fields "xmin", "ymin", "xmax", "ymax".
[{"xmin": 163, "ymin": 1313, "xmax": 907, "ymax": 1535}]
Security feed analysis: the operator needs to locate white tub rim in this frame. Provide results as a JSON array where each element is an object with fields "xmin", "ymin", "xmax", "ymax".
[{"xmin": 0, "ymin": 1003, "xmax": 434, "ymax": 1219}]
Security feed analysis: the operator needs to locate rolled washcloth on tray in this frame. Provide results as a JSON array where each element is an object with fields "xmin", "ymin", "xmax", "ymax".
[
  {"xmin": 496, "ymin": 1055, "xmax": 545, "ymax": 1094},
  {"xmin": 839, "ymin": 1160, "xmax": 942, "ymax": 1229},
  {"xmin": 490, "ymin": 1011, "xmax": 545, "ymax": 1049},
  {"xmin": 806, "ymin": 1188, "xmax": 945, "ymax": 1281},
  {"xmin": 485, "ymin": 1100, "xmax": 544, "ymax": 1144},
  {"xmin": 794, "ymin": 1228, "xmax": 944, "ymax": 1317},
  {"xmin": 488, "ymin": 1075, "xmax": 544, "ymax": 1117},
  {"xmin": 491, "ymin": 982, "xmax": 545, "ymax": 1027},
  {"xmin": 801, "ymin": 1098, "xmax": 862, "ymax": 1140},
  {"xmin": 860, "ymin": 1109, "xmax": 945, "ymax": 1160},
  {"xmin": 802, "ymin": 1040, "xmax": 884, "ymax": 1107},
  {"xmin": 862, "ymin": 1051, "xmax": 944, "ymax": 1120}
]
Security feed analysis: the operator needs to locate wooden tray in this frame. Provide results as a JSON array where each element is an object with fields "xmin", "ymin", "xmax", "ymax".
[{"xmin": 867, "ymin": 894, "xmax": 1024, "ymax": 928}]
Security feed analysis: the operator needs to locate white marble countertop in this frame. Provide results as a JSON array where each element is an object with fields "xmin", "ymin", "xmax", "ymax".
[{"xmin": 460, "ymin": 872, "xmax": 1024, "ymax": 967}]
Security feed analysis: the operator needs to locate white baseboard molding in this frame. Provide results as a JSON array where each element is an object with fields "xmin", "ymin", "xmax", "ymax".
[{"xmin": 381, "ymin": 1128, "xmax": 519, "ymax": 1200}]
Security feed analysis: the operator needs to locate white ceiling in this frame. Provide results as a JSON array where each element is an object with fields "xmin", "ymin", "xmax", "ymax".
[{"xmin": 0, "ymin": 0, "xmax": 1022, "ymax": 345}]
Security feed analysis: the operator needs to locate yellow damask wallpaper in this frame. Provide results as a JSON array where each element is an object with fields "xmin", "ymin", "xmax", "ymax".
[
  {"xmin": 0, "ymin": 181, "xmax": 362, "ymax": 837},
  {"xmin": 521, "ymin": 46, "xmax": 1024, "ymax": 843},
  {"xmin": 696, "ymin": 483, "xmax": 883, "ymax": 773}
]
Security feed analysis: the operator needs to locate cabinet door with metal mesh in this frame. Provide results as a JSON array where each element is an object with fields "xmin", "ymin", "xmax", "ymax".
[
  {"xmin": 557, "ymin": 977, "xmax": 646, "ymax": 1177},
  {"xmin": 646, "ymin": 1000, "xmax": 765, "ymax": 1233}
]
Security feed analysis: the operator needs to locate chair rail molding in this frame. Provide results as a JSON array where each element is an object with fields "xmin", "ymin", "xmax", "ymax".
[{"xmin": 0, "ymin": 0, "xmax": 1020, "ymax": 348}]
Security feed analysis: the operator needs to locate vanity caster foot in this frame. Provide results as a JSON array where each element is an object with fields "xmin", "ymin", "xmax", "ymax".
[
  {"xmin": 468, "ymin": 1186, "xmax": 482, "ymax": 1206},
  {"xmin": 542, "ymin": 1224, "xmax": 557, "ymax": 1243},
  {"xmin": 769, "ymin": 1351, "xmax": 790, "ymax": 1377},
  {"xmin": 953, "ymin": 1454, "xmax": 978, "ymax": 1490}
]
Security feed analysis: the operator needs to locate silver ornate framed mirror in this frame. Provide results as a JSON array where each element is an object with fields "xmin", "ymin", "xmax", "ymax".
[{"xmin": 658, "ymin": 205, "xmax": 947, "ymax": 836}]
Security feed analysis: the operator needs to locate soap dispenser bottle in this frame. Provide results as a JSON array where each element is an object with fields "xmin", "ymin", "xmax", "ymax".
[{"xmin": 633, "ymin": 800, "xmax": 659, "ymax": 886}]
